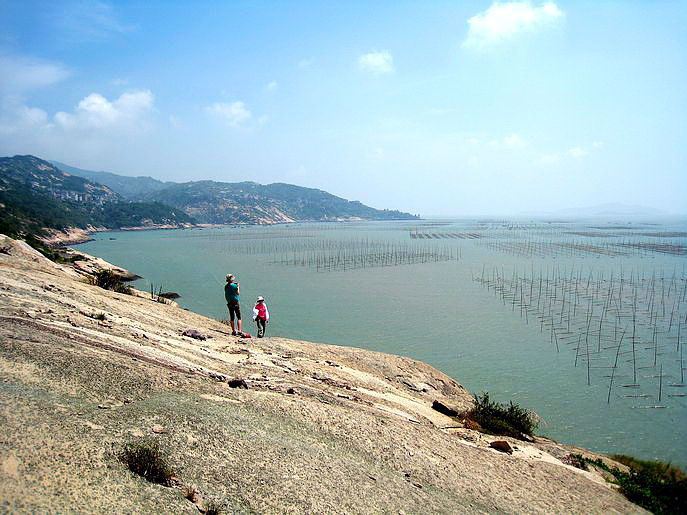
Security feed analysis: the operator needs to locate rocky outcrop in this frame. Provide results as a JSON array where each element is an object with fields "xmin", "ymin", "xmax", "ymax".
[{"xmin": 0, "ymin": 235, "xmax": 644, "ymax": 513}]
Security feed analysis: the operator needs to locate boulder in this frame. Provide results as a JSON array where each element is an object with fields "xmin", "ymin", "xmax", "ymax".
[
  {"xmin": 489, "ymin": 440, "xmax": 513, "ymax": 454},
  {"xmin": 227, "ymin": 378, "xmax": 248, "ymax": 389},
  {"xmin": 431, "ymin": 400, "xmax": 459, "ymax": 418},
  {"xmin": 182, "ymin": 329, "xmax": 208, "ymax": 341}
]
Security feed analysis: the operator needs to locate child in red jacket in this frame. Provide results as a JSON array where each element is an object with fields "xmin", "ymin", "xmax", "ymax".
[{"xmin": 252, "ymin": 296, "xmax": 270, "ymax": 338}]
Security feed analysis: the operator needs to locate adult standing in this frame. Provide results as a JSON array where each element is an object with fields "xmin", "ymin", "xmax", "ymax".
[{"xmin": 224, "ymin": 274, "xmax": 242, "ymax": 336}]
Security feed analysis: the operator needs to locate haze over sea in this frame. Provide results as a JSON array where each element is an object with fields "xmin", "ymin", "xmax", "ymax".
[{"xmin": 78, "ymin": 218, "xmax": 687, "ymax": 467}]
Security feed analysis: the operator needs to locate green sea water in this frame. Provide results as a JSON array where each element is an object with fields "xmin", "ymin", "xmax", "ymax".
[{"xmin": 76, "ymin": 219, "xmax": 687, "ymax": 466}]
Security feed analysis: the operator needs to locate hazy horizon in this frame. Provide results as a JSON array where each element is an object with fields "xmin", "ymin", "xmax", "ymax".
[{"xmin": 1, "ymin": 1, "xmax": 685, "ymax": 216}]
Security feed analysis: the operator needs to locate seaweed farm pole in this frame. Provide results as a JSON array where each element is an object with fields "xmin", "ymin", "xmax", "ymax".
[
  {"xmin": 680, "ymin": 334, "xmax": 685, "ymax": 385},
  {"xmin": 552, "ymin": 326, "xmax": 560, "ymax": 352},
  {"xmin": 598, "ymin": 299, "xmax": 607, "ymax": 352},
  {"xmin": 607, "ymin": 329, "xmax": 626, "ymax": 404},
  {"xmin": 658, "ymin": 364, "xmax": 663, "ymax": 402},
  {"xmin": 678, "ymin": 322, "xmax": 682, "ymax": 352},
  {"xmin": 632, "ymin": 287, "xmax": 638, "ymax": 384},
  {"xmin": 586, "ymin": 326, "xmax": 591, "ymax": 386}
]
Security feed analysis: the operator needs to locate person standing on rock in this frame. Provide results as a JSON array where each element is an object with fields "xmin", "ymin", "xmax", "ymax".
[
  {"xmin": 224, "ymin": 274, "xmax": 242, "ymax": 336},
  {"xmin": 252, "ymin": 295, "xmax": 270, "ymax": 338}
]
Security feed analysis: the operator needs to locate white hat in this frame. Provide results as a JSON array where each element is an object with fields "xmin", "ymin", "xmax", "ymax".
[{"xmin": 256, "ymin": 296, "xmax": 264, "ymax": 302}]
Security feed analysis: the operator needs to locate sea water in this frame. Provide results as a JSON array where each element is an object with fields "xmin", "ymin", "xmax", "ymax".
[{"xmin": 77, "ymin": 219, "xmax": 687, "ymax": 466}]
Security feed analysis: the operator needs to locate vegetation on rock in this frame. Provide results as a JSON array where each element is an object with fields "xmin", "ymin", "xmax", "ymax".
[
  {"xmin": 576, "ymin": 454, "xmax": 686, "ymax": 514},
  {"xmin": 119, "ymin": 440, "xmax": 175, "ymax": 485},
  {"xmin": 465, "ymin": 392, "xmax": 538, "ymax": 438},
  {"xmin": 90, "ymin": 269, "xmax": 133, "ymax": 294}
]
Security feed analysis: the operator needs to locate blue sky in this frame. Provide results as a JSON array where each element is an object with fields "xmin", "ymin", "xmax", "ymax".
[{"xmin": 1, "ymin": 1, "xmax": 685, "ymax": 215}]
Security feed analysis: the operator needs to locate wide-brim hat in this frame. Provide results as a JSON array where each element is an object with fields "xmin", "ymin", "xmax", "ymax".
[{"xmin": 257, "ymin": 296, "xmax": 264, "ymax": 301}]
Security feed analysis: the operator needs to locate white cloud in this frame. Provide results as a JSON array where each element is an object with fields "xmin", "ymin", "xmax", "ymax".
[
  {"xmin": 503, "ymin": 133, "xmax": 526, "ymax": 148},
  {"xmin": 466, "ymin": 136, "xmax": 481, "ymax": 146},
  {"xmin": 1, "ymin": 89, "xmax": 154, "ymax": 136},
  {"xmin": 266, "ymin": 81, "xmax": 278, "ymax": 92},
  {"xmin": 205, "ymin": 101, "xmax": 252, "ymax": 127},
  {"xmin": 0, "ymin": 101, "xmax": 49, "ymax": 136},
  {"xmin": 567, "ymin": 146, "xmax": 588, "ymax": 158},
  {"xmin": 369, "ymin": 147, "xmax": 385, "ymax": 160},
  {"xmin": 538, "ymin": 142, "xmax": 602, "ymax": 165},
  {"xmin": 426, "ymin": 107, "xmax": 457, "ymax": 116},
  {"xmin": 0, "ymin": 54, "xmax": 70, "ymax": 94},
  {"xmin": 55, "ymin": 90, "xmax": 154, "ymax": 130},
  {"xmin": 538, "ymin": 153, "xmax": 561, "ymax": 165},
  {"xmin": 0, "ymin": 88, "xmax": 156, "ymax": 163},
  {"xmin": 358, "ymin": 51, "xmax": 394, "ymax": 74},
  {"xmin": 463, "ymin": 1, "xmax": 564, "ymax": 50},
  {"xmin": 480, "ymin": 133, "xmax": 527, "ymax": 148},
  {"xmin": 297, "ymin": 58, "xmax": 313, "ymax": 69}
]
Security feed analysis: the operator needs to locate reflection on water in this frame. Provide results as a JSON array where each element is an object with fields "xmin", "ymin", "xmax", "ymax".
[{"xmin": 77, "ymin": 219, "xmax": 687, "ymax": 466}]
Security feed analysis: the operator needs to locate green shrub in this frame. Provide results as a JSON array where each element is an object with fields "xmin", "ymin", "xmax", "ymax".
[
  {"xmin": 611, "ymin": 454, "xmax": 686, "ymax": 483},
  {"xmin": 562, "ymin": 453, "xmax": 589, "ymax": 470},
  {"xmin": 119, "ymin": 440, "xmax": 174, "ymax": 485},
  {"xmin": 90, "ymin": 270, "xmax": 132, "ymax": 294},
  {"xmin": 582, "ymin": 456, "xmax": 686, "ymax": 514},
  {"xmin": 205, "ymin": 500, "xmax": 223, "ymax": 515},
  {"xmin": 466, "ymin": 392, "xmax": 538, "ymax": 438}
]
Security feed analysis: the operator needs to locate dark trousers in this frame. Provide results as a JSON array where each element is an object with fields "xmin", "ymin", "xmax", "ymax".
[{"xmin": 256, "ymin": 318, "xmax": 266, "ymax": 337}]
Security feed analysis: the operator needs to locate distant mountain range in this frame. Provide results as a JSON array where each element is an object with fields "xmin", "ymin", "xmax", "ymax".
[
  {"xmin": 0, "ymin": 155, "xmax": 417, "ymax": 240},
  {"xmin": 50, "ymin": 159, "xmax": 417, "ymax": 225}
]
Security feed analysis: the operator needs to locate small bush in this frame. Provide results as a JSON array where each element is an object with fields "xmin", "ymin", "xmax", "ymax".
[
  {"xmin": 466, "ymin": 392, "xmax": 538, "ymax": 438},
  {"xmin": 150, "ymin": 283, "xmax": 173, "ymax": 304},
  {"xmin": 91, "ymin": 270, "xmax": 132, "ymax": 294},
  {"xmin": 205, "ymin": 500, "xmax": 223, "ymax": 515},
  {"xmin": 582, "ymin": 456, "xmax": 686, "ymax": 514},
  {"xmin": 562, "ymin": 453, "xmax": 589, "ymax": 471},
  {"xmin": 119, "ymin": 440, "xmax": 174, "ymax": 485},
  {"xmin": 611, "ymin": 454, "xmax": 686, "ymax": 482}
]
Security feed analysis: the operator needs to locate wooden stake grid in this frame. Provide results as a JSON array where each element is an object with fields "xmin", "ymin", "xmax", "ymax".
[{"xmin": 475, "ymin": 265, "xmax": 687, "ymax": 407}]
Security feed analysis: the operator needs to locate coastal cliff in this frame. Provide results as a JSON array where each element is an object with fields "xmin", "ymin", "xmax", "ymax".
[{"xmin": 0, "ymin": 235, "xmax": 644, "ymax": 513}]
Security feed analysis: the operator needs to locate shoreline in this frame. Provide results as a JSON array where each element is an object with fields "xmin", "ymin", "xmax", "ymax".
[
  {"xmin": 44, "ymin": 217, "xmax": 423, "ymax": 247},
  {"xmin": 41, "ymin": 224, "xmax": 204, "ymax": 247}
]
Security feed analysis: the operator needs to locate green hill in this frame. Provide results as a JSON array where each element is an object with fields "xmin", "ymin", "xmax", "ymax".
[
  {"xmin": 0, "ymin": 156, "xmax": 194, "ymax": 238},
  {"xmin": 54, "ymin": 161, "xmax": 418, "ymax": 224},
  {"xmin": 145, "ymin": 180, "xmax": 417, "ymax": 224}
]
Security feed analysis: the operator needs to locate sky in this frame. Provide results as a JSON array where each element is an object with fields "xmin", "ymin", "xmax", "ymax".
[{"xmin": 0, "ymin": 0, "xmax": 685, "ymax": 216}]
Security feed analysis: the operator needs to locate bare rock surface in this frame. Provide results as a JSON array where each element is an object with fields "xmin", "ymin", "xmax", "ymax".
[{"xmin": 0, "ymin": 235, "xmax": 645, "ymax": 513}]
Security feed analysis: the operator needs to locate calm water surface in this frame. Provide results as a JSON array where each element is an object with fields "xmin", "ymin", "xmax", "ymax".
[{"xmin": 77, "ymin": 219, "xmax": 687, "ymax": 466}]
